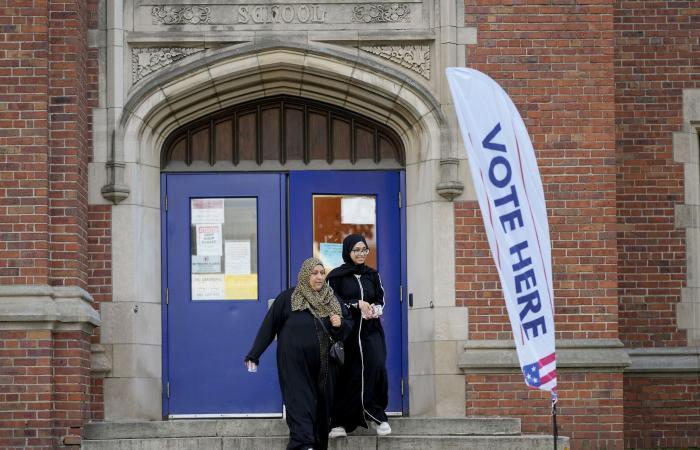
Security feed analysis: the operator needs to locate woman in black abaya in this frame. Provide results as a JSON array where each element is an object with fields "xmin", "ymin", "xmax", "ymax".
[
  {"xmin": 327, "ymin": 234, "xmax": 391, "ymax": 437},
  {"xmin": 245, "ymin": 257, "xmax": 352, "ymax": 450}
]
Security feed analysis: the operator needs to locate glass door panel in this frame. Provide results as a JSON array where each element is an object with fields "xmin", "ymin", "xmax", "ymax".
[{"xmin": 313, "ymin": 195, "xmax": 377, "ymax": 271}]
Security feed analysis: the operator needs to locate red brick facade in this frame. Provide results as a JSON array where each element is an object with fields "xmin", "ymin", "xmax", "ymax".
[
  {"xmin": 86, "ymin": 205, "xmax": 112, "ymax": 421},
  {"xmin": 467, "ymin": 373, "xmax": 625, "ymax": 449},
  {"xmin": 1, "ymin": 1, "xmax": 99, "ymax": 448},
  {"xmin": 615, "ymin": 0, "xmax": 700, "ymax": 447},
  {"xmin": 0, "ymin": 0, "xmax": 51, "ymax": 285},
  {"xmin": 0, "ymin": 328, "xmax": 92, "ymax": 448},
  {"xmin": 624, "ymin": 375, "xmax": 700, "ymax": 448},
  {"xmin": 458, "ymin": 0, "xmax": 700, "ymax": 449}
]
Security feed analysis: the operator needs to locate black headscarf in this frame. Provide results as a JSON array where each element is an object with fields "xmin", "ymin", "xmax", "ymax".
[{"xmin": 327, "ymin": 234, "xmax": 376, "ymax": 279}]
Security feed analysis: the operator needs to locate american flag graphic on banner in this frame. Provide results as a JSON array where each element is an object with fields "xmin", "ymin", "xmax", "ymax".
[{"xmin": 523, "ymin": 352, "xmax": 557, "ymax": 391}]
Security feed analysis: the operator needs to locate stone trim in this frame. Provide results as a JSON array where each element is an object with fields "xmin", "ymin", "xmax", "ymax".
[
  {"xmin": 106, "ymin": 41, "xmax": 453, "ymax": 205},
  {"xmin": 0, "ymin": 285, "xmax": 100, "ymax": 332},
  {"xmin": 151, "ymin": 6, "xmax": 212, "ymax": 25},
  {"xmin": 673, "ymin": 89, "xmax": 700, "ymax": 346},
  {"xmin": 351, "ymin": 4, "xmax": 410, "ymax": 23},
  {"xmin": 625, "ymin": 347, "xmax": 700, "ymax": 374},
  {"xmin": 131, "ymin": 47, "xmax": 204, "ymax": 84},
  {"xmin": 359, "ymin": 45, "xmax": 430, "ymax": 79},
  {"xmin": 91, "ymin": 344, "xmax": 113, "ymax": 377},
  {"xmin": 460, "ymin": 339, "xmax": 631, "ymax": 372}
]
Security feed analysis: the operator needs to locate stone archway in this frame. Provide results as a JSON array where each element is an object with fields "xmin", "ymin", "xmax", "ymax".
[{"xmin": 97, "ymin": 42, "xmax": 467, "ymax": 420}]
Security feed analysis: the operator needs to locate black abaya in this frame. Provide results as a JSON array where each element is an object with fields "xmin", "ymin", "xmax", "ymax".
[
  {"xmin": 246, "ymin": 288, "xmax": 352, "ymax": 450},
  {"xmin": 327, "ymin": 268, "xmax": 389, "ymax": 432}
]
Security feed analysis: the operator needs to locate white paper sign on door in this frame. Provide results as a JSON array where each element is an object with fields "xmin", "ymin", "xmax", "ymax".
[
  {"xmin": 192, "ymin": 274, "xmax": 225, "ymax": 300},
  {"xmin": 341, "ymin": 197, "xmax": 376, "ymax": 224},
  {"xmin": 191, "ymin": 198, "xmax": 225, "ymax": 224},
  {"xmin": 225, "ymin": 240, "xmax": 251, "ymax": 275},
  {"xmin": 196, "ymin": 224, "xmax": 222, "ymax": 256}
]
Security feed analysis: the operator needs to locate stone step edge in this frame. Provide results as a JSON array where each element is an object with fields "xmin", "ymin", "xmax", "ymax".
[
  {"xmin": 84, "ymin": 417, "xmax": 523, "ymax": 440},
  {"xmin": 83, "ymin": 435, "xmax": 570, "ymax": 444}
]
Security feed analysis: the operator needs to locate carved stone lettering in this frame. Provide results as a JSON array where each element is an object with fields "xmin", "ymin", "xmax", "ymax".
[
  {"xmin": 131, "ymin": 48, "xmax": 204, "ymax": 83},
  {"xmin": 152, "ymin": 6, "xmax": 212, "ymax": 24},
  {"xmin": 237, "ymin": 5, "xmax": 326, "ymax": 24},
  {"xmin": 352, "ymin": 3, "xmax": 410, "ymax": 23}
]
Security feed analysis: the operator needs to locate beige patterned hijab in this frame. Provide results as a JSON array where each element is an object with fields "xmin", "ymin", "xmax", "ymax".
[{"xmin": 291, "ymin": 257, "xmax": 342, "ymax": 318}]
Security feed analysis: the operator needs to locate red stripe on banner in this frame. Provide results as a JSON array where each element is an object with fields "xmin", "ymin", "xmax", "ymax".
[
  {"xmin": 539, "ymin": 352, "xmax": 556, "ymax": 367},
  {"xmin": 512, "ymin": 122, "xmax": 555, "ymax": 312},
  {"xmin": 539, "ymin": 371, "xmax": 557, "ymax": 385},
  {"xmin": 479, "ymin": 170, "xmax": 500, "ymax": 270}
]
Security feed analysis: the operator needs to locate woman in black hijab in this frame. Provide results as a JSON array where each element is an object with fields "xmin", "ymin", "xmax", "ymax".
[
  {"xmin": 245, "ymin": 257, "xmax": 353, "ymax": 450},
  {"xmin": 327, "ymin": 234, "xmax": 391, "ymax": 437}
]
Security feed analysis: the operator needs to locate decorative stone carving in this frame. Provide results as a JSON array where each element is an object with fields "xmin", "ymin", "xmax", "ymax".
[
  {"xmin": 352, "ymin": 3, "xmax": 410, "ymax": 23},
  {"xmin": 152, "ymin": 6, "xmax": 212, "ymax": 25},
  {"xmin": 360, "ymin": 45, "xmax": 430, "ymax": 79},
  {"xmin": 131, "ymin": 47, "xmax": 204, "ymax": 83}
]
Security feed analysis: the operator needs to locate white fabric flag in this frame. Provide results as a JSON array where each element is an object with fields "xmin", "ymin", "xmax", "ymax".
[{"xmin": 446, "ymin": 67, "xmax": 557, "ymax": 398}]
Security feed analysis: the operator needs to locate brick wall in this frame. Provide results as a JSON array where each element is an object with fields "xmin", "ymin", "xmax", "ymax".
[
  {"xmin": 47, "ymin": 0, "xmax": 90, "ymax": 289},
  {"xmin": 467, "ymin": 372, "xmax": 624, "ymax": 449},
  {"xmin": 0, "ymin": 0, "xmax": 91, "ymax": 287},
  {"xmin": 85, "ymin": 0, "xmax": 107, "ymax": 422},
  {"xmin": 0, "ymin": 329, "xmax": 94, "ymax": 449},
  {"xmin": 461, "ymin": 0, "xmax": 619, "ymax": 341},
  {"xmin": 615, "ymin": 0, "xmax": 690, "ymax": 348},
  {"xmin": 624, "ymin": 375, "xmax": 700, "ymax": 448},
  {"xmin": 0, "ymin": 1, "xmax": 51, "ymax": 286},
  {"xmin": 614, "ymin": 1, "xmax": 699, "ymax": 447},
  {"xmin": 52, "ymin": 330, "xmax": 92, "ymax": 447},
  {"xmin": 0, "ymin": 0, "xmax": 103, "ymax": 446},
  {"xmin": 0, "ymin": 330, "xmax": 54, "ymax": 448},
  {"xmin": 459, "ymin": 1, "xmax": 620, "ymax": 448},
  {"xmin": 458, "ymin": 0, "xmax": 699, "ymax": 448},
  {"xmin": 87, "ymin": 204, "xmax": 112, "ymax": 420}
]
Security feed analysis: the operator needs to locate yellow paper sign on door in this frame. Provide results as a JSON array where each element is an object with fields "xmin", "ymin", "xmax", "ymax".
[{"xmin": 224, "ymin": 274, "xmax": 258, "ymax": 300}]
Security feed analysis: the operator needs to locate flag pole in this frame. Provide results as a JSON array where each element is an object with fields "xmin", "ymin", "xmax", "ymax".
[{"xmin": 552, "ymin": 396, "xmax": 558, "ymax": 450}]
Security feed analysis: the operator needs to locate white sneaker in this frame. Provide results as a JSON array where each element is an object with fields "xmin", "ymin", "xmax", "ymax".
[
  {"xmin": 372, "ymin": 421, "xmax": 391, "ymax": 436},
  {"xmin": 329, "ymin": 426, "xmax": 347, "ymax": 438}
]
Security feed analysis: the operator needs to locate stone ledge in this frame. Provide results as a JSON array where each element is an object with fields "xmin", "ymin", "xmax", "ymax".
[
  {"xmin": 0, "ymin": 284, "xmax": 100, "ymax": 331},
  {"xmin": 459, "ymin": 339, "xmax": 631, "ymax": 372},
  {"xmin": 625, "ymin": 347, "xmax": 700, "ymax": 374},
  {"xmin": 91, "ymin": 344, "xmax": 113, "ymax": 377}
]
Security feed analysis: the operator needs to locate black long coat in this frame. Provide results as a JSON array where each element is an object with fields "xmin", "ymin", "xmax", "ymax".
[
  {"xmin": 246, "ymin": 288, "xmax": 353, "ymax": 450},
  {"xmin": 327, "ymin": 270, "xmax": 389, "ymax": 431}
]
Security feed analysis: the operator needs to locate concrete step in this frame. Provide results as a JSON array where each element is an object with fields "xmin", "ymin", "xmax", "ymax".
[
  {"xmin": 84, "ymin": 417, "xmax": 522, "ymax": 439},
  {"xmin": 82, "ymin": 418, "xmax": 570, "ymax": 450},
  {"xmin": 82, "ymin": 435, "xmax": 569, "ymax": 450}
]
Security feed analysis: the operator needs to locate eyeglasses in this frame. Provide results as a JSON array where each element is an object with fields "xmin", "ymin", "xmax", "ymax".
[{"xmin": 351, "ymin": 248, "xmax": 370, "ymax": 255}]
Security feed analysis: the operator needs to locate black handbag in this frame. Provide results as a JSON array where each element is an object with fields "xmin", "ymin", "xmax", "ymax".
[{"xmin": 310, "ymin": 310, "xmax": 345, "ymax": 366}]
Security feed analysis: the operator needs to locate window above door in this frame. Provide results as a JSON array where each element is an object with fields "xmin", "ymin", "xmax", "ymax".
[{"xmin": 161, "ymin": 95, "xmax": 405, "ymax": 170}]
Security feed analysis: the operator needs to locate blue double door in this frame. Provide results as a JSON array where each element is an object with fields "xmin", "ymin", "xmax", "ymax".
[{"xmin": 162, "ymin": 171, "xmax": 405, "ymax": 417}]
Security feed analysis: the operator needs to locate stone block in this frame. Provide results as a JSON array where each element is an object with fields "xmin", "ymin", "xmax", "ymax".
[{"xmin": 104, "ymin": 377, "xmax": 161, "ymax": 421}]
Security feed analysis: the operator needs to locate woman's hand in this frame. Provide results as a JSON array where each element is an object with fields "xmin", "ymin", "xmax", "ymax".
[
  {"xmin": 359, "ymin": 300, "xmax": 373, "ymax": 318},
  {"xmin": 245, "ymin": 360, "xmax": 257, "ymax": 373},
  {"xmin": 330, "ymin": 314, "xmax": 341, "ymax": 328}
]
